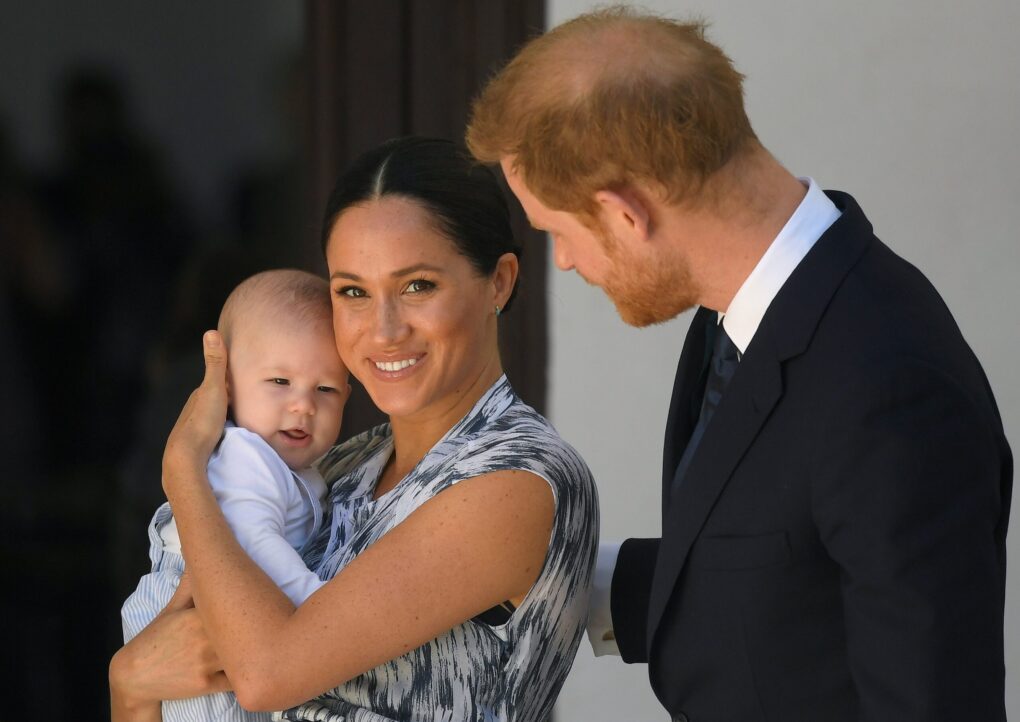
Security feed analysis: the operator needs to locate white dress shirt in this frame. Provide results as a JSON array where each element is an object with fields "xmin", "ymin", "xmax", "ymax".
[{"xmin": 588, "ymin": 178, "xmax": 841, "ymax": 656}]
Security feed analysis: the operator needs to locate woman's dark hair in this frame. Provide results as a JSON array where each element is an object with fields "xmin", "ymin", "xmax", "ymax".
[{"xmin": 320, "ymin": 136, "xmax": 522, "ymax": 312}]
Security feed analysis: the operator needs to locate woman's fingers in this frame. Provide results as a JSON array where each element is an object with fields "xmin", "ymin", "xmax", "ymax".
[
  {"xmin": 111, "ymin": 607, "xmax": 230, "ymax": 702},
  {"xmin": 200, "ymin": 330, "xmax": 228, "ymax": 408},
  {"xmin": 206, "ymin": 671, "xmax": 232, "ymax": 694},
  {"xmin": 163, "ymin": 331, "xmax": 230, "ymax": 482}
]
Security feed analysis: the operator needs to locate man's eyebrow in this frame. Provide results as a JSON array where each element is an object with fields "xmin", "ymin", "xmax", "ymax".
[{"xmin": 330, "ymin": 263, "xmax": 444, "ymax": 282}]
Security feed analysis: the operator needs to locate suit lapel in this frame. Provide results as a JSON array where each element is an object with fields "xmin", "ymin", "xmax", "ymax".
[
  {"xmin": 647, "ymin": 333, "xmax": 784, "ymax": 644},
  {"xmin": 644, "ymin": 190, "xmax": 877, "ymax": 654},
  {"xmin": 661, "ymin": 306, "xmax": 715, "ymax": 505}
]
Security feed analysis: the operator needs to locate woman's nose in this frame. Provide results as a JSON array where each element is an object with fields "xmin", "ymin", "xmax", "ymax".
[{"xmin": 371, "ymin": 298, "xmax": 410, "ymax": 345}]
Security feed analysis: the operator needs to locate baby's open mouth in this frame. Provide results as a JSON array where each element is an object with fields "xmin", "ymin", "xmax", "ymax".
[{"xmin": 281, "ymin": 429, "xmax": 309, "ymax": 441}]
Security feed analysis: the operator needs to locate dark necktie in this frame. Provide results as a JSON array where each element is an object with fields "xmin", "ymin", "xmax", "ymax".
[{"xmin": 670, "ymin": 321, "xmax": 740, "ymax": 498}]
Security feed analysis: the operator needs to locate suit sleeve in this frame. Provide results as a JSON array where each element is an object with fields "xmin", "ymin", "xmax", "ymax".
[
  {"xmin": 209, "ymin": 432, "xmax": 326, "ymax": 606},
  {"xmin": 812, "ymin": 359, "xmax": 1009, "ymax": 720},
  {"xmin": 610, "ymin": 537, "xmax": 661, "ymax": 663}
]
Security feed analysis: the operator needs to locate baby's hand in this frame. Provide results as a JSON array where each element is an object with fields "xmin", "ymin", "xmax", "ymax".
[{"xmin": 163, "ymin": 331, "xmax": 229, "ymax": 491}]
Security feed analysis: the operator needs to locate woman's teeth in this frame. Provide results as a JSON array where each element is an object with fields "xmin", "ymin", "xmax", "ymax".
[{"xmin": 375, "ymin": 358, "xmax": 418, "ymax": 372}]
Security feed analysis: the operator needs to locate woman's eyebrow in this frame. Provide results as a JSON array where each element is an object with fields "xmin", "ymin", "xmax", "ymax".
[
  {"xmin": 330, "ymin": 263, "xmax": 443, "ymax": 282},
  {"xmin": 392, "ymin": 263, "xmax": 443, "ymax": 277}
]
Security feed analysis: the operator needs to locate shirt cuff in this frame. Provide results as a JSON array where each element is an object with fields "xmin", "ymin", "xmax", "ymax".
[{"xmin": 587, "ymin": 540, "xmax": 623, "ymax": 657}]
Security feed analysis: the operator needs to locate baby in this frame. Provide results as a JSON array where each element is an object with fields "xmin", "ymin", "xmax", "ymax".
[{"xmin": 121, "ymin": 269, "xmax": 349, "ymax": 721}]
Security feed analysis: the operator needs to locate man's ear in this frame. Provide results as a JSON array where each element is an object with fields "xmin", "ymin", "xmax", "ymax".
[{"xmin": 594, "ymin": 186, "xmax": 653, "ymax": 243}]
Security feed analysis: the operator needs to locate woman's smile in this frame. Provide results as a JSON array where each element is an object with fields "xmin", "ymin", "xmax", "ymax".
[{"xmin": 371, "ymin": 353, "xmax": 425, "ymax": 375}]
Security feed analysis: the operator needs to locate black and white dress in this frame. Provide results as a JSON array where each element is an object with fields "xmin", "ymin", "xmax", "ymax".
[{"xmin": 279, "ymin": 376, "xmax": 599, "ymax": 722}]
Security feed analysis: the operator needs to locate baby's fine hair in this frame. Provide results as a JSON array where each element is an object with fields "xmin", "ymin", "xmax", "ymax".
[{"xmin": 218, "ymin": 269, "xmax": 332, "ymax": 346}]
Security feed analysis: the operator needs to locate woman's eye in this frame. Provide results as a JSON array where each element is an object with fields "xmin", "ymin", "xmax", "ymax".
[
  {"xmin": 337, "ymin": 286, "xmax": 366, "ymax": 298},
  {"xmin": 406, "ymin": 278, "xmax": 435, "ymax": 294},
  {"xmin": 270, "ymin": 378, "xmax": 290, "ymax": 386}
]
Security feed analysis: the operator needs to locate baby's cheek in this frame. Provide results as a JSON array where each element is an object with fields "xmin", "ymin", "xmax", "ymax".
[
  {"xmin": 229, "ymin": 399, "xmax": 253, "ymax": 430},
  {"xmin": 231, "ymin": 396, "xmax": 276, "ymax": 442},
  {"xmin": 326, "ymin": 405, "xmax": 345, "ymax": 440}
]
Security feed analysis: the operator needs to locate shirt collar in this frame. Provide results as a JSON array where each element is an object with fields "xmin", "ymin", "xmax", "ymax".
[{"xmin": 720, "ymin": 177, "xmax": 842, "ymax": 355}]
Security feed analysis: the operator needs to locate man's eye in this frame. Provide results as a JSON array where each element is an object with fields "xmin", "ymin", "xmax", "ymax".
[
  {"xmin": 406, "ymin": 278, "xmax": 435, "ymax": 294},
  {"xmin": 270, "ymin": 378, "xmax": 290, "ymax": 386},
  {"xmin": 337, "ymin": 286, "xmax": 366, "ymax": 298}
]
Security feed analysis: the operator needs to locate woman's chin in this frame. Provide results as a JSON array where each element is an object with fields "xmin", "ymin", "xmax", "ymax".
[{"xmin": 371, "ymin": 397, "xmax": 424, "ymax": 421}]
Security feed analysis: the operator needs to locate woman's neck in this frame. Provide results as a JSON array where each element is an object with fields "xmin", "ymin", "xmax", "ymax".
[{"xmin": 374, "ymin": 359, "xmax": 504, "ymax": 498}]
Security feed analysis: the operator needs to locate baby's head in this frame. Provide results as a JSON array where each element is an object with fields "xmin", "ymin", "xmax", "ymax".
[{"xmin": 218, "ymin": 269, "xmax": 349, "ymax": 470}]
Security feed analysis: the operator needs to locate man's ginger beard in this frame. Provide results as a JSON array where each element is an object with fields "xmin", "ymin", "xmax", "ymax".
[{"xmin": 591, "ymin": 223, "xmax": 699, "ymax": 327}]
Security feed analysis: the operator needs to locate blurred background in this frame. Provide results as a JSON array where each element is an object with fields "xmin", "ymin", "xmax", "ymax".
[{"xmin": 1, "ymin": 1, "xmax": 1016, "ymax": 720}]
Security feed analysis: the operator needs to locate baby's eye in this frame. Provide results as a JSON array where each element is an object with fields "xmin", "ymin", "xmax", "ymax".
[
  {"xmin": 405, "ymin": 278, "xmax": 435, "ymax": 294},
  {"xmin": 337, "ymin": 285, "xmax": 366, "ymax": 298},
  {"xmin": 270, "ymin": 378, "xmax": 290, "ymax": 386},
  {"xmin": 316, "ymin": 385, "xmax": 336, "ymax": 393}
]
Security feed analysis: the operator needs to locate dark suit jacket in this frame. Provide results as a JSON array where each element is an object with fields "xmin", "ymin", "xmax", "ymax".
[{"xmin": 611, "ymin": 191, "xmax": 1012, "ymax": 721}]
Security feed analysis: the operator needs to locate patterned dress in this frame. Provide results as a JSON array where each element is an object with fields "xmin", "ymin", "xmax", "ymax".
[{"xmin": 280, "ymin": 376, "xmax": 598, "ymax": 722}]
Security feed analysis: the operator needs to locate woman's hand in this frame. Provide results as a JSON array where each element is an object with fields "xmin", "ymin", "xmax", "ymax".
[
  {"xmin": 110, "ymin": 574, "xmax": 231, "ymax": 720},
  {"xmin": 163, "ymin": 331, "xmax": 229, "ymax": 494}
]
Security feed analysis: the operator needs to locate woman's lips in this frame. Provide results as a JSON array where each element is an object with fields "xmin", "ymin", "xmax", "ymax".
[{"xmin": 368, "ymin": 353, "xmax": 426, "ymax": 381}]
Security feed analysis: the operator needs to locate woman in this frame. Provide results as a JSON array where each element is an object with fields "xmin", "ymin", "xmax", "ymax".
[{"xmin": 110, "ymin": 137, "xmax": 599, "ymax": 721}]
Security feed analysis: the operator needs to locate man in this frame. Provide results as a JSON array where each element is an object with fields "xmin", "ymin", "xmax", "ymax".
[{"xmin": 467, "ymin": 7, "xmax": 1011, "ymax": 721}]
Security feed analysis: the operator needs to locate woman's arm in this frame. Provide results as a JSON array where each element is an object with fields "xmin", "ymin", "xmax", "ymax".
[
  {"xmin": 109, "ymin": 575, "xmax": 231, "ymax": 721},
  {"xmin": 163, "ymin": 332, "xmax": 555, "ymax": 711}
]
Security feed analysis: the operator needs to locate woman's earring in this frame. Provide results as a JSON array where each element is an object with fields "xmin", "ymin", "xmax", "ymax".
[{"xmin": 494, "ymin": 305, "xmax": 502, "ymax": 318}]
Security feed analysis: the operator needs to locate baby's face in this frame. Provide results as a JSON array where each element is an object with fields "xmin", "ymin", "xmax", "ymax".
[{"xmin": 227, "ymin": 318, "xmax": 349, "ymax": 469}]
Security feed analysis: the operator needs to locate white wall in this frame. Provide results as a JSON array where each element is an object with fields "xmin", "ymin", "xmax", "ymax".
[{"xmin": 546, "ymin": 2, "xmax": 1020, "ymax": 720}]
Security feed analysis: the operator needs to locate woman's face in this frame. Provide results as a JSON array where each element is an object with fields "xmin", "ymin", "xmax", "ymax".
[{"xmin": 325, "ymin": 196, "xmax": 509, "ymax": 423}]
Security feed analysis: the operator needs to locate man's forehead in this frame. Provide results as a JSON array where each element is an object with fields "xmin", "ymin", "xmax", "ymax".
[{"xmin": 498, "ymin": 158, "xmax": 536, "ymax": 205}]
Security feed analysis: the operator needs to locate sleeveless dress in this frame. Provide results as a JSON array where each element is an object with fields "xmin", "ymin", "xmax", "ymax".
[{"xmin": 279, "ymin": 376, "xmax": 599, "ymax": 722}]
